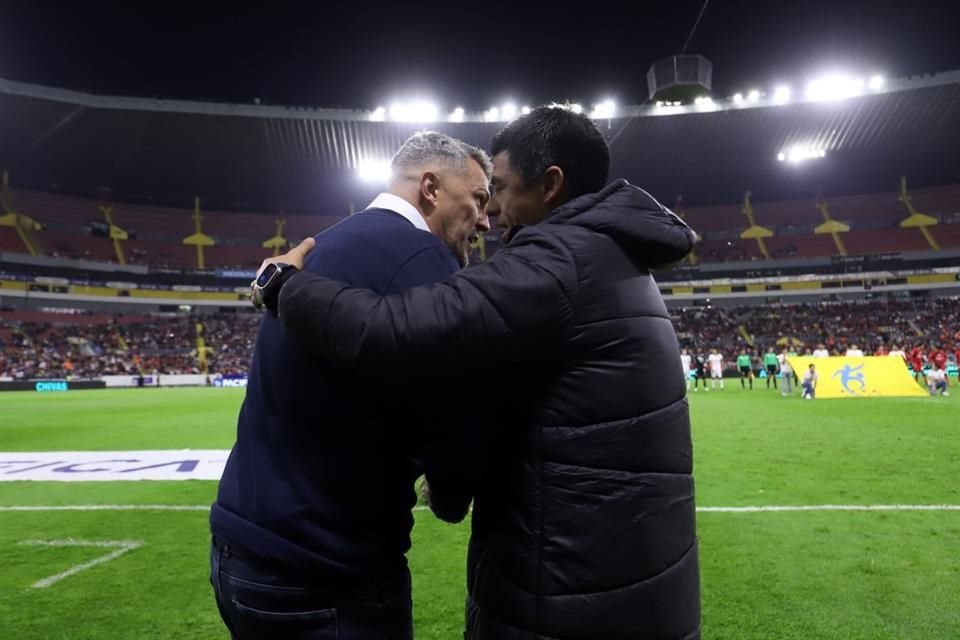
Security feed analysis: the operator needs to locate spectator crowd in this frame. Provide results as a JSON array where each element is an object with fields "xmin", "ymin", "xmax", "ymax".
[
  {"xmin": 673, "ymin": 297, "xmax": 960, "ymax": 358},
  {"xmin": 2, "ymin": 297, "xmax": 958, "ymax": 380},
  {"xmin": 0, "ymin": 312, "xmax": 259, "ymax": 380}
]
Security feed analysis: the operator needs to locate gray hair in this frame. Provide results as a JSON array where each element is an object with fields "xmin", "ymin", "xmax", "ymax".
[{"xmin": 389, "ymin": 131, "xmax": 492, "ymax": 185}]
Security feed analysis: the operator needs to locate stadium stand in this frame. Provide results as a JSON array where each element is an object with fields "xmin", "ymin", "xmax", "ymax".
[
  {"xmin": 7, "ymin": 187, "xmax": 342, "ymax": 268},
  {"xmin": 3, "ymin": 299, "xmax": 957, "ymax": 380},
  {"xmin": 2, "ymin": 183, "xmax": 960, "ymax": 268},
  {"xmin": 0, "ymin": 311, "xmax": 258, "ymax": 379},
  {"xmin": 0, "ymin": 226, "xmax": 26, "ymax": 253},
  {"xmin": 2, "ymin": 72, "xmax": 960, "ymax": 215},
  {"xmin": 38, "ymin": 228, "xmax": 117, "ymax": 262},
  {"xmin": 2, "ymin": 71, "xmax": 959, "ymax": 384},
  {"xmin": 1, "ymin": 68, "xmax": 958, "ymax": 269},
  {"xmin": 673, "ymin": 297, "xmax": 960, "ymax": 357}
]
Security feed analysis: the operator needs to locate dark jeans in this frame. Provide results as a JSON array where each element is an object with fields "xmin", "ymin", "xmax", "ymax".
[{"xmin": 210, "ymin": 538, "xmax": 413, "ymax": 640}]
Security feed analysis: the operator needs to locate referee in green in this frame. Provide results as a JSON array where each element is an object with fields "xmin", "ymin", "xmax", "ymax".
[{"xmin": 737, "ymin": 351, "xmax": 753, "ymax": 389}]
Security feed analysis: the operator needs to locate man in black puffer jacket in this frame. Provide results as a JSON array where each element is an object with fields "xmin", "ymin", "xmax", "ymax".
[{"xmin": 263, "ymin": 107, "xmax": 701, "ymax": 639}]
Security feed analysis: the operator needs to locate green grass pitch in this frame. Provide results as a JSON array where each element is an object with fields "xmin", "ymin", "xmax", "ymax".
[{"xmin": 1, "ymin": 385, "xmax": 958, "ymax": 639}]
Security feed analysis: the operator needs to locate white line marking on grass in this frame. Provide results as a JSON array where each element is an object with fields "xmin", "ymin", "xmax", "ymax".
[
  {"xmin": 17, "ymin": 538, "xmax": 144, "ymax": 588},
  {"xmin": 0, "ymin": 504, "xmax": 209, "ymax": 512},
  {"xmin": 698, "ymin": 504, "xmax": 960, "ymax": 512},
  {"xmin": 2, "ymin": 504, "xmax": 960, "ymax": 514}
]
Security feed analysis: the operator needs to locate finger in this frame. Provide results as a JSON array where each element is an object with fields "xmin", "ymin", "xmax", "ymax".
[{"xmin": 292, "ymin": 236, "xmax": 316, "ymax": 257}]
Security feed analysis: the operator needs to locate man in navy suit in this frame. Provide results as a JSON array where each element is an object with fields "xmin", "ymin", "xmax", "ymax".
[{"xmin": 210, "ymin": 131, "xmax": 491, "ymax": 640}]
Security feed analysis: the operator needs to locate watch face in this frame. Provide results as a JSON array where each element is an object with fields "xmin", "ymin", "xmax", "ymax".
[{"xmin": 256, "ymin": 263, "xmax": 278, "ymax": 287}]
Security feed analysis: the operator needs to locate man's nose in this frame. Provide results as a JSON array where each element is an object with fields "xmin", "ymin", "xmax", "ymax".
[{"xmin": 477, "ymin": 210, "xmax": 491, "ymax": 233}]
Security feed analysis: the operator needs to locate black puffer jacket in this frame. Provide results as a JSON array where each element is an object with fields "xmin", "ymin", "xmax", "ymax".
[{"xmin": 279, "ymin": 180, "xmax": 701, "ymax": 639}]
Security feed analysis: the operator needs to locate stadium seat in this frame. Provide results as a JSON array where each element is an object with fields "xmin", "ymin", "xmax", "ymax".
[
  {"xmin": 36, "ymin": 229, "xmax": 117, "ymax": 262},
  {"xmin": 7, "ymin": 182, "xmax": 960, "ymax": 268},
  {"xmin": 933, "ymin": 222, "xmax": 960, "ymax": 248},
  {"xmin": 0, "ymin": 226, "xmax": 27, "ymax": 253},
  {"xmin": 844, "ymin": 228, "xmax": 933, "ymax": 254}
]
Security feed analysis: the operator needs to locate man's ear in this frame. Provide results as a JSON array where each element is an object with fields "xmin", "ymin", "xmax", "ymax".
[
  {"xmin": 541, "ymin": 165, "xmax": 566, "ymax": 207},
  {"xmin": 420, "ymin": 171, "xmax": 441, "ymax": 211}
]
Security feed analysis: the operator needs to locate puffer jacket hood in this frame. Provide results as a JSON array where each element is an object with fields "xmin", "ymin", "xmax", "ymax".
[{"xmin": 547, "ymin": 179, "xmax": 697, "ymax": 268}]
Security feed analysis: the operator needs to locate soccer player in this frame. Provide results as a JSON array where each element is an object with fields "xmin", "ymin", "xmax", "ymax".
[
  {"xmin": 928, "ymin": 367, "xmax": 949, "ymax": 397},
  {"xmin": 779, "ymin": 349, "xmax": 794, "ymax": 396},
  {"xmin": 763, "ymin": 347, "xmax": 779, "ymax": 390},
  {"xmin": 845, "ymin": 344, "xmax": 864, "ymax": 357},
  {"xmin": 888, "ymin": 344, "xmax": 906, "ymax": 362},
  {"xmin": 693, "ymin": 352, "xmax": 708, "ymax": 392},
  {"xmin": 680, "ymin": 348, "xmax": 692, "ymax": 391},
  {"xmin": 929, "ymin": 344, "xmax": 948, "ymax": 372},
  {"xmin": 707, "ymin": 349, "xmax": 724, "ymax": 390},
  {"xmin": 736, "ymin": 350, "xmax": 753, "ymax": 389},
  {"xmin": 909, "ymin": 344, "xmax": 927, "ymax": 384},
  {"xmin": 802, "ymin": 363, "xmax": 818, "ymax": 400}
]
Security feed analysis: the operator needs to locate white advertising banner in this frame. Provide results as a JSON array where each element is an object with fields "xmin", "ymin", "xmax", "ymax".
[
  {"xmin": 101, "ymin": 374, "xmax": 212, "ymax": 388},
  {"xmin": 0, "ymin": 450, "xmax": 230, "ymax": 481}
]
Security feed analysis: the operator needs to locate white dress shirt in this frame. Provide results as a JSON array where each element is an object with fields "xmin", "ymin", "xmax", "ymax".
[{"xmin": 366, "ymin": 193, "xmax": 430, "ymax": 233}]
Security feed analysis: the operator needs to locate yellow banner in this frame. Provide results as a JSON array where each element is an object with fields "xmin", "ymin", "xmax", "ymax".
[{"xmin": 787, "ymin": 356, "xmax": 928, "ymax": 398}]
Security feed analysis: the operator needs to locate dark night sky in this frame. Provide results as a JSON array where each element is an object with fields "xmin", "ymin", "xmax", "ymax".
[{"xmin": 0, "ymin": 1, "xmax": 958, "ymax": 109}]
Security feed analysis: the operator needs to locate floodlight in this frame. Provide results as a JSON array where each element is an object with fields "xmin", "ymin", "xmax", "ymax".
[
  {"xmin": 590, "ymin": 99, "xmax": 616, "ymax": 119},
  {"xmin": 772, "ymin": 86, "xmax": 792, "ymax": 104},
  {"xmin": 358, "ymin": 159, "xmax": 392, "ymax": 183}
]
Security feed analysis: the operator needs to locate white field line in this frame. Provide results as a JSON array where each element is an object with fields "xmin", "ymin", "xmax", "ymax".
[
  {"xmin": 17, "ymin": 538, "xmax": 143, "ymax": 588},
  {"xmin": 696, "ymin": 504, "xmax": 960, "ymax": 513},
  {"xmin": 2, "ymin": 504, "xmax": 960, "ymax": 514},
  {"xmin": 1, "ymin": 504, "xmax": 209, "ymax": 512}
]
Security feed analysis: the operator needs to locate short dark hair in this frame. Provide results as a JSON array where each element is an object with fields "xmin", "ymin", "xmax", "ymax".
[{"xmin": 491, "ymin": 105, "xmax": 611, "ymax": 199}]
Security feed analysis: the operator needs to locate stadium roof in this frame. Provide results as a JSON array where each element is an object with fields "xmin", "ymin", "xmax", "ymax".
[{"xmin": 1, "ymin": 71, "xmax": 959, "ymax": 213}]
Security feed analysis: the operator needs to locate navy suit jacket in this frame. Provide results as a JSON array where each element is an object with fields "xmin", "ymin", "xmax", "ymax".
[{"xmin": 211, "ymin": 208, "xmax": 460, "ymax": 579}]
